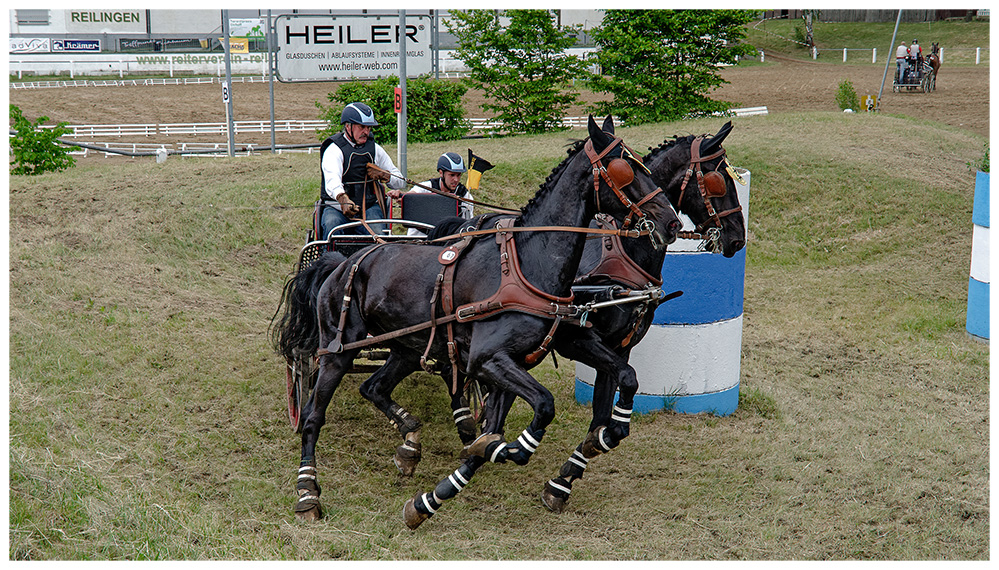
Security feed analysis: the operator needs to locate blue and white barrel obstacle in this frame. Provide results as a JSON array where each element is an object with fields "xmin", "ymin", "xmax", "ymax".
[
  {"xmin": 966, "ymin": 170, "xmax": 989, "ymax": 341},
  {"xmin": 576, "ymin": 169, "xmax": 750, "ymax": 416}
]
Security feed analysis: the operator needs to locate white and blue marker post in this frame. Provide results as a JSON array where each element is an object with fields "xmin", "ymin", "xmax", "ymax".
[
  {"xmin": 966, "ymin": 170, "xmax": 989, "ymax": 341},
  {"xmin": 576, "ymin": 168, "xmax": 751, "ymax": 416}
]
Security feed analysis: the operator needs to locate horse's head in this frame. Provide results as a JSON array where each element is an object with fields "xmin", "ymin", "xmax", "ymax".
[
  {"xmin": 644, "ymin": 122, "xmax": 747, "ymax": 258},
  {"xmin": 585, "ymin": 115, "xmax": 680, "ymax": 248}
]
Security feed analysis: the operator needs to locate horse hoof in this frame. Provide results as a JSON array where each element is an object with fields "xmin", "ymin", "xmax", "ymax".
[
  {"xmin": 394, "ymin": 442, "xmax": 422, "ymax": 477},
  {"xmin": 403, "ymin": 497, "xmax": 430, "ymax": 530},
  {"xmin": 541, "ymin": 483, "xmax": 567, "ymax": 514},
  {"xmin": 461, "ymin": 432, "xmax": 504, "ymax": 459},
  {"xmin": 455, "ymin": 417, "xmax": 479, "ymax": 445},
  {"xmin": 294, "ymin": 499, "xmax": 323, "ymax": 522}
]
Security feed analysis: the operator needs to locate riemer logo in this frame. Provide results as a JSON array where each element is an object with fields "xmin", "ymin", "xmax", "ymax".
[{"xmin": 52, "ymin": 39, "xmax": 101, "ymax": 52}]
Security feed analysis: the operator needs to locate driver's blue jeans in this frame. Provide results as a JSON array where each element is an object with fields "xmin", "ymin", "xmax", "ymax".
[{"xmin": 320, "ymin": 204, "xmax": 388, "ymax": 239}]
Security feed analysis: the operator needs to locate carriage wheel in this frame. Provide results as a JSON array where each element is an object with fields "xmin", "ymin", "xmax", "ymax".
[
  {"xmin": 464, "ymin": 378, "xmax": 486, "ymax": 425},
  {"xmin": 286, "ymin": 354, "xmax": 317, "ymax": 433}
]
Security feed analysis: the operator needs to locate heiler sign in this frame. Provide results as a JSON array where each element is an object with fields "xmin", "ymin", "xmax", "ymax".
[{"xmin": 275, "ymin": 14, "xmax": 432, "ymax": 82}]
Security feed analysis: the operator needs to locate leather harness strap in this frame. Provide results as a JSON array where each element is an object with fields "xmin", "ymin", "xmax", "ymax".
[
  {"xmin": 678, "ymin": 137, "xmax": 742, "ymax": 236},
  {"xmin": 576, "ymin": 214, "xmax": 663, "ymax": 290}
]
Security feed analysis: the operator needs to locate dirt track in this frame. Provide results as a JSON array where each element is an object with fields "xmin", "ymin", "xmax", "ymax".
[{"xmin": 8, "ymin": 58, "xmax": 989, "ymax": 145}]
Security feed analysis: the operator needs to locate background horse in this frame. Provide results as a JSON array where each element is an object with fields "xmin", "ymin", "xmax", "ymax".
[
  {"xmin": 272, "ymin": 116, "xmax": 678, "ymax": 523},
  {"xmin": 925, "ymin": 42, "xmax": 941, "ymax": 91}
]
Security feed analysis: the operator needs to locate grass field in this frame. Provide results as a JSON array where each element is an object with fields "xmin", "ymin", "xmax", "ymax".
[
  {"xmin": 8, "ymin": 111, "xmax": 989, "ymax": 559},
  {"xmin": 744, "ymin": 18, "xmax": 990, "ymax": 65}
]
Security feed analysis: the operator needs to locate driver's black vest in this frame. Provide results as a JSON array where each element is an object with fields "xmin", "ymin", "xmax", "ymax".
[{"xmin": 320, "ymin": 132, "xmax": 379, "ymax": 207}]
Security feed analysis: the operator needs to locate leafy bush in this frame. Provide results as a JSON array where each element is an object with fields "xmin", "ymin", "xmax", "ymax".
[
  {"xmin": 316, "ymin": 75, "xmax": 469, "ymax": 143},
  {"xmin": 835, "ymin": 79, "xmax": 860, "ymax": 111},
  {"xmin": 446, "ymin": 9, "xmax": 587, "ymax": 135},
  {"xmin": 968, "ymin": 143, "xmax": 989, "ymax": 172},
  {"xmin": 9, "ymin": 105, "xmax": 76, "ymax": 175}
]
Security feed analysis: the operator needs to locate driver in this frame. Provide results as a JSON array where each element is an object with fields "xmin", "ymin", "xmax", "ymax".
[
  {"xmin": 909, "ymin": 39, "xmax": 923, "ymax": 76},
  {"xmin": 318, "ymin": 102, "xmax": 405, "ymax": 238}
]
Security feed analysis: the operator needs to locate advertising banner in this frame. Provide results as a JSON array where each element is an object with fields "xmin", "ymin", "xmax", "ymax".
[
  {"xmin": 275, "ymin": 14, "xmax": 432, "ymax": 82},
  {"xmin": 52, "ymin": 39, "xmax": 101, "ymax": 53},
  {"xmin": 229, "ymin": 18, "xmax": 265, "ymax": 39},
  {"xmin": 10, "ymin": 37, "xmax": 51, "ymax": 53},
  {"xmin": 223, "ymin": 37, "xmax": 250, "ymax": 54}
]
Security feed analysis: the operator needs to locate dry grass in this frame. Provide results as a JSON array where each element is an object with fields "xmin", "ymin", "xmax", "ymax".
[{"xmin": 8, "ymin": 112, "xmax": 989, "ymax": 560}]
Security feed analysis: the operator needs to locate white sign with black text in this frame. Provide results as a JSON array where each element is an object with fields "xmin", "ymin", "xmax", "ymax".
[{"xmin": 275, "ymin": 14, "xmax": 432, "ymax": 82}]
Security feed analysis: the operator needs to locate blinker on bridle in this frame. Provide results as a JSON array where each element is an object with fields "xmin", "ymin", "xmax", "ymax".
[{"xmin": 584, "ymin": 135, "xmax": 665, "ymax": 248}]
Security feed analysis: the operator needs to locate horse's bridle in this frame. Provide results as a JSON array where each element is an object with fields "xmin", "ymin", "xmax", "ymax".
[
  {"xmin": 584, "ymin": 135, "xmax": 666, "ymax": 247},
  {"xmin": 676, "ymin": 136, "xmax": 744, "ymax": 251}
]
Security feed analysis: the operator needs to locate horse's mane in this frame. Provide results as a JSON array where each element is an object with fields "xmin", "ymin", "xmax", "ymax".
[
  {"xmin": 519, "ymin": 138, "xmax": 590, "ymax": 216},
  {"xmin": 644, "ymin": 133, "xmax": 696, "ymax": 163}
]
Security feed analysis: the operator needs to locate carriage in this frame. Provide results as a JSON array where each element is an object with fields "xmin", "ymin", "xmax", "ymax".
[
  {"xmin": 893, "ymin": 60, "xmax": 935, "ymax": 92},
  {"xmin": 285, "ymin": 192, "xmax": 468, "ymax": 432},
  {"xmin": 893, "ymin": 48, "xmax": 939, "ymax": 93}
]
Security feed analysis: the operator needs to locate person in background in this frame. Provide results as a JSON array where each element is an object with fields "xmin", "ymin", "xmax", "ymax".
[
  {"xmin": 909, "ymin": 38, "xmax": 923, "ymax": 78},
  {"xmin": 895, "ymin": 41, "xmax": 910, "ymax": 83},
  {"xmin": 402, "ymin": 152, "xmax": 474, "ymax": 237},
  {"xmin": 318, "ymin": 102, "xmax": 405, "ymax": 237}
]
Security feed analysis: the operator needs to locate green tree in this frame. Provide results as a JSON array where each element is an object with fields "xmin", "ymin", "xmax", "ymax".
[
  {"xmin": 588, "ymin": 9, "xmax": 757, "ymax": 125},
  {"xmin": 316, "ymin": 75, "xmax": 469, "ymax": 143},
  {"xmin": 446, "ymin": 9, "xmax": 587, "ymax": 134},
  {"xmin": 835, "ymin": 79, "xmax": 860, "ymax": 111},
  {"xmin": 9, "ymin": 105, "xmax": 76, "ymax": 175}
]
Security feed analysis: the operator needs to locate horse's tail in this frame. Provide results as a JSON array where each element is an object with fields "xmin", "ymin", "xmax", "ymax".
[{"xmin": 270, "ymin": 251, "xmax": 348, "ymax": 363}]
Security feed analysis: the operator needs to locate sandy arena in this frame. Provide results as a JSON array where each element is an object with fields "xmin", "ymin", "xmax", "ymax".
[{"xmin": 8, "ymin": 57, "xmax": 989, "ymax": 150}]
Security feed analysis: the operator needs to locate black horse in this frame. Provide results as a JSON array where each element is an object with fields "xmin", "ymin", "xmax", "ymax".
[
  {"xmin": 399, "ymin": 122, "xmax": 746, "ymax": 527},
  {"xmin": 537, "ymin": 122, "xmax": 746, "ymax": 513},
  {"xmin": 272, "ymin": 116, "xmax": 680, "ymax": 522}
]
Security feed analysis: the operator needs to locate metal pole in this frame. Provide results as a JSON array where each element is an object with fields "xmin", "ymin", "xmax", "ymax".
[
  {"xmin": 876, "ymin": 9, "xmax": 903, "ymax": 112},
  {"xmin": 432, "ymin": 9, "xmax": 439, "ymax": 79},
  {"xmin": 222, "ymin": 10, "xmax": 235, "ymax": 157},
  {"xmin": 397, "ymin": 10, "xmax": 408, "ymax": 178},
  {"xmin": 268, "ymin": 10, "xmax": 276, "ymax": 153}
]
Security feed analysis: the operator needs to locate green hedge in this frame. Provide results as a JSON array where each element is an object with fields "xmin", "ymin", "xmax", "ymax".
[{"xmin": 317, "ymin": 75, "xmax": 469, "ymax": 143}]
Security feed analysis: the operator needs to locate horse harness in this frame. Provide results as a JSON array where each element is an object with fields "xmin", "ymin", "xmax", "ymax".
[
  {"xmin": 574, "ymin": 214, "xmax": 665, "ymax": 350},
  {"xmin": 319, "ymin": 134, "xmax": 665, "ymax": 393},
  {"xmin": 675, "ymin": 136, "xmax": 744, "ymax": 249}
]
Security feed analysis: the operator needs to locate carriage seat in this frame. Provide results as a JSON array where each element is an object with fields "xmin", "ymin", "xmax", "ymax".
[{"xmin": 400, "ymin": 192, "xmax": 462, "ymax": 227}]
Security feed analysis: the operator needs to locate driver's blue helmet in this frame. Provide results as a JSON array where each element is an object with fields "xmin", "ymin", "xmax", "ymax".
[
  {"xmin": 437, "ymin": 152, "xmax": 466, "ymax": 173},
  {"xmin": 340, "ymin": 102, "xmax": 379, "ymax": 126}
]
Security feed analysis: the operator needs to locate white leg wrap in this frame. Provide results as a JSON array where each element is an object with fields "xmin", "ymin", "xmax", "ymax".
[
  {"xmin": 421, "ymin": 493, "xmax": 438, "ymax": 514},
  {"xmin": 517, "ymin": 429, "xmax": 540, "ymax": 454},
  {"xmin": 569, "ymin": 450, "xmax": 589, "ymax": 470},
  {"xmin": 611, "ymin": 405, "xmax": 632, "ymax": 423},
  {"xmin": 547, "ymin": 479, "xmax": 572, "ymax": 495},
  {"xmin": 597, "ymin": 426, "xmax": 612, "ymax": 452},
  {"xmin": 453, "ymin": 407, "xmax": 472, "ymax": 422},
  {"xmin": 490, "ymin": 443, "xmax": 506, "ymax": 463}
]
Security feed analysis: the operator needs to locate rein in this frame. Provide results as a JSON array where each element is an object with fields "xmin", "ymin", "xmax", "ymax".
[{"xmin": 370, "ymin": 164, "xmax": 521, "ymax": 214}]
